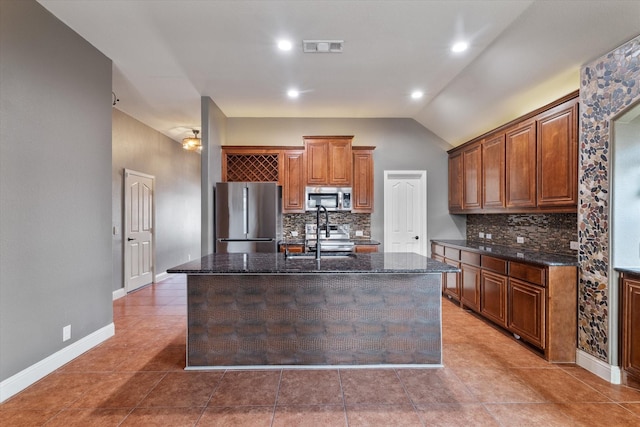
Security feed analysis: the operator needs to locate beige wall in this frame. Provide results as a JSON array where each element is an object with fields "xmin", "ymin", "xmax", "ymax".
[{"xmin": 112, "ymin": 109, "xmax": 201, "ymax": 291}]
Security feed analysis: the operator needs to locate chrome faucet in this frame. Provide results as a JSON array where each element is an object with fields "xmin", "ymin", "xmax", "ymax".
[{"xmin": 316, "ymin": 205, "xmax": 329, "ymax": 260}]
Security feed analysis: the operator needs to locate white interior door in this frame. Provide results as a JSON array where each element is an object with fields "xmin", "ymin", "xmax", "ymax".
[
  {"xmin": 384, "ymin": 171, "xmax": 427, "ymax": 255},
  {"xmin": 124, "ymin": 169, "xmax": 155, "ymax": 292}
]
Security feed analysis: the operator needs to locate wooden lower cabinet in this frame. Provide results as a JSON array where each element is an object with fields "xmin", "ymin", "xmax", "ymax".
[
  {"xmin": 432, "ymin": 241, "xmax": 577, "ymax": 362},
  {"xmin": 354, "ymin": 245, "xmax": 378, "ymax": 253},
  {"xmin": 508, "ymin": 278, "xmax": 545, "ymax": 349},
  {"xmin": 460, "ymin": 263, "xmax": 480, "ymax": 312},
  {"xmin": 443, "ymin": 258, "xmax": 461, "ymax": 301},
  {"xmin": 279, "ymin": 244, "xmax": 304, "ymax": 253},
  {"xmin": 620, "ymin": 272, "xmax": 640, "ymax": 389},
  {"xmin": 480, "ymin": 270, "xmax": 508, "ymax": 328}
]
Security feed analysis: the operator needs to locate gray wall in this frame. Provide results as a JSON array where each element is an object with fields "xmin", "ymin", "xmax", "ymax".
[
  {"xmin": 613, "ymin": 112, "xmax": 640, "ymax": 267},
  {"xmin": 0, "ymin": 0, "xmax": 112, "ymax": 381},
  {"xmin": 201, "ymin": 97, "xmax": 226, "ymax": 255},
  {"xmin": 226, "ymin": 118, "xmax": 466, "ymax": 249},
  {"xmin": 112, "ymin": 109, "xmax": 201, "ymax": 291}
]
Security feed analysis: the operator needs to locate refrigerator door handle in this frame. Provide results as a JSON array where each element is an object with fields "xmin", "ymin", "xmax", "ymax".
[{"xmin": 243, "ymin": 186, "xmax": 248, "ymax": 235}]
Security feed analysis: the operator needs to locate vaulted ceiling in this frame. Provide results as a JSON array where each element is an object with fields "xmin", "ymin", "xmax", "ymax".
[{"xmin": 38, "ymin": 0, "xmax": 640, "ymax": 147}]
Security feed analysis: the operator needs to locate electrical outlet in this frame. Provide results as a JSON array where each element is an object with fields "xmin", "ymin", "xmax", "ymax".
[
  {"xmin": 290, "ymin": 231, "xmax": 298, "ymax": 237},
  {"xmin": 517, "ymin": 252, "xmax": 524, "ymax": 258},
  {"xmin": 63, "ymin": 325, "xmax": 71, "ymax": 342},
  {"xmin": 486, "ymin": 234, "xmax": 492, "ymax": 240},
  {"xmin": 570, "ymin": 241, "xmax": 579, "ymax": 250},
  {"xmin": 479, "ymin": 232, "xmax": 485, "ymax": 239},
  {"xmin": 517, "ymin": 236, "xmax": 524, "ymax": 244},
  {"xmin": 355, "ymin": 230, "xmax": 364, "ymax": 237}
]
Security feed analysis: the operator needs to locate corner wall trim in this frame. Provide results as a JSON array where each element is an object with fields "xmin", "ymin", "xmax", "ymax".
[
  {"xmin": 0, "ymin": 323, "xmax": 115, "ymax": 403},
  {"xmin": 113, "ymin": 288, "xmax": 126, "ymax": 300},
  {"xmin": 576, "ymin": 349, "xmax": 622, "ymax": 384}
]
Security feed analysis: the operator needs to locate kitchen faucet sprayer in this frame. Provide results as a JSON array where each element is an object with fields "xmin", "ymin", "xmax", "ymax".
[{"xmin": 316, "ymin": 205, "xmax": 329, "ymax": 260}]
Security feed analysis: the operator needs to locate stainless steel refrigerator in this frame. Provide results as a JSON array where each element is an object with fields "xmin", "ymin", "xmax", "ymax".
[{"xmin": 215, "ymin": 182, "xmax": 281, "ymax": 253}]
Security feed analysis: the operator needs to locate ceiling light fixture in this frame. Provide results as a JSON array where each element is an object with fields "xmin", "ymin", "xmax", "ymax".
[
  {"xmin": 182, "ymin": 129, "xmax": 202, "ymax": 152},
  {"xmin": 287, "ymin": 89, "xmax": 299, "ymax": 98},
  {"xmin": 451, "ymin": 41, "xmax": 469, "ymax": 53},
  {"xmin": 411, "ymin": 91, "xmax": 424, "ymax": 99},
  {"xmin": 277, "ymin": 39, "xmax": 292, "ymax": 51}
]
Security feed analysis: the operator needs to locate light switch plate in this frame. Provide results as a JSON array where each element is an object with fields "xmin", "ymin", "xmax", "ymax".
[
  {"xmin": 479, "ymin": 232, "xmax": 485, "ymax": 238},
  {"xmin": 486, "ymin": 234, "xmax": 492, "ymax": 240},
  {"xmin": 517, "ymin": 236, "xmax": 524, "ymax": 244},
  {"xmin": 570, "ymin": 241, "xmax": 579, "ymax": 250}
]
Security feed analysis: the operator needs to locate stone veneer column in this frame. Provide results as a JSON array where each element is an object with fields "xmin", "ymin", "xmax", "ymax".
[{"xmin": 579, "ymin": 35, "xmax": 640, "ymax": 361}]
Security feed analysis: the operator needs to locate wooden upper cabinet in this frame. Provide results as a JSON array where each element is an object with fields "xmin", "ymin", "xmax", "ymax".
[
  {"xmin": 505, "ymin": 120, "xmax": 537, "ymax": 208},
  {"xmin": 304, "ymin": 136, "xmax": 353, "ymax": 186},
  {"xmin": 463, "ymin": 143, "xmax": 482, "ymax": 210},
  {"xmin": 282, "ymin": 149, "xmax": 306, "ymax": 213},
  {"xmin": 482, "ymin": 133, "xmax": 506, "ymax": 209},
  {"xmin": 352, "ymin": 147, "xmax": 375, "ymax": 213},
  {"xmin": 536, "ymin": 99, "xmax": 578, "ymax": 207},
  {"xmin": 448, "ymin": 151, "xmax": 463, "ymax": 212}
]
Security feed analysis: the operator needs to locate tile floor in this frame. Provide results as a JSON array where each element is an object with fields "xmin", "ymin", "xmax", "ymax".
[{"xmin": 1, "ymin": 274, "xmax": 640, "ymax": 426}]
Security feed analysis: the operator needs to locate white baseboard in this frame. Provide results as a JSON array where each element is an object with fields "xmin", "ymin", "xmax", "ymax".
[
  {"xmin": 0, "ymin": 323, "xmax": 115, "ymax": 403},
  {"xmin": 155, "ymin": 271, "xmax": 169, "ymax": 283},
  {"xmin": 576, "ymin": 349, "xmax": 622, "ymax": 384},
  {"xmin": 112, "ymin": 287, "xmax": 126, "ymax": 300}
]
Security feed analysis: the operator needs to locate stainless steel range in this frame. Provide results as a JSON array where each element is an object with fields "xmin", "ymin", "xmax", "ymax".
[{"xmin": 305, "ymin": 223, "xmax": 354, "ymax": 252}]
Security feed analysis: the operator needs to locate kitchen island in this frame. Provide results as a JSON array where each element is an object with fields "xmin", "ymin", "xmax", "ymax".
[{"xmin": 167, "ymin": 252, "xmax": 457, "ymax": 369}]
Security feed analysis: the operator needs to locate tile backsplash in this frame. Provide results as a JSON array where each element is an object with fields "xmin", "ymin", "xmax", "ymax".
[
  {"xmin": 283, "ymin": 213, "xmax": 371, "ymax": 239},
  {"xmin": 466, "ymin": 213, "xmax": 578, "ymax": 256}
]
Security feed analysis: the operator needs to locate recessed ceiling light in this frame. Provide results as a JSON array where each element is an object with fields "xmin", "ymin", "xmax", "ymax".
[
  {"xmin": 287, "ymin": 89, "xmax": 299, "ymax": 98},
  {"xmin": 451, "ymin": 41, "xmax": 469, "ymax": 53},
  {"xmin": 277, "ymin": 39, "xmax": 292, "ymax": 51},
  {"xmin": 411, "ymin": 91, "xmax": 424, "ymax": 99}
]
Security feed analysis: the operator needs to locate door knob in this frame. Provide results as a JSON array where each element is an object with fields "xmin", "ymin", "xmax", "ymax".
[
  {"xmin": 127, "ymin": 237, "xmax": 135, "ymax": 241},
  {"xmin": 414, "ymin": 236, "xmax": 419, "ymax": 240}
]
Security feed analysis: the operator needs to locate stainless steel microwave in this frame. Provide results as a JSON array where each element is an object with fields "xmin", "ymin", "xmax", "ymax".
[{"xmin": 305, "ymin": 186, "xmax": 352, "ymax": 212}]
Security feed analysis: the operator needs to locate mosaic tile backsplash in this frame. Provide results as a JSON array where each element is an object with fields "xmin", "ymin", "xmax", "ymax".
[
  {"xmin": 466, "ymin": 214, "xmax": 578, "ymax": 256},
  {"xmin": 578, "ymin": 34, "xmax": 640, "ymax": 362},
  {"xmin": 283, "ymin": 213, "xmax": 371, "ymax": 239}
]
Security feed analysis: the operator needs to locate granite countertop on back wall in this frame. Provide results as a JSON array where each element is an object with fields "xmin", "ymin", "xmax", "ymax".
[
  {"xmin": 279, "ymin": 238, "xmax": 381, "ymax": 246},
  {"xmin": 431, "ymin": 239, "xmax": 578, "ymax": 267}
]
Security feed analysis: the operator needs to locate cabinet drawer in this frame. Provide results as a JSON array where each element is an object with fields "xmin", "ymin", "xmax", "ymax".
[
  {"xmin": 461, "ymin": 250, "xmax": 481, "ymax": 266},
  {"xmin": 510, "ymin": 262, "xmax": 546, "ymax": 286},
  {"xmin": 444, "ymin": 247, "xmax": 460, "ymax": 260},
  {"xmin": 481, "ymin": 256, "xmax": 508, "ymax": 275},
  {"xmin": 432, "ymin": 244, "xmax": 444, "ymax": 256}
]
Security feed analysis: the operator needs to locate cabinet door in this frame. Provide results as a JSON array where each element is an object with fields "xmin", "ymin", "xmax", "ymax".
[
  {"xmin": 508, "ymin": 278, "xmax": 545, "ymax": 348},
  {"xmin": 282, "ymin": 150, "xmax": 306, "ymax": 213},
  {"xmin": 305, "ymin": 141, "xmax": 329, "ymax": 185},
  {"xmin": 537, "ymin": 100, "xmax": 578, "ymax": 207},
  {"xmin": 448, "ymin": 152, "xmax": 464, "ymax": 212},
  {"xmin": 463, "ymin": 144, "xmax": 482, "ymax": 210},
  {"xmin": 622, "ymin": 277, "xmax": 640, "ymax": 382},
  {"xmin": 355, "ymin": 245, "xmax": 378, "ymax": 253},
  {"xmin": 460, "ymin": 263, "xmax": 481, "ymax": 311},
  {"xmin": 482, "ymin": 133, "xmax": 506, "ymax": 209},
  {"xmin": 328, "ymin": 140, "xmax": 352, "ymax": 185},
  {"xmin": 352, "ymin": 149, "xmax": 374, "ymax": 212},
  {"xmin": 443, "ymin": 259, "xmax": 461, "ymax": 300},
  {"xmin": 481, "ymin": 270, "xmax": 508, "ymax": 327},
  {"xmin": 506, "ymin": 121, "xmax": 537, "ymax": 208}
]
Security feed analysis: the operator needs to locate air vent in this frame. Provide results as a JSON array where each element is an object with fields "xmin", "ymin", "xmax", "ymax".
[{"xmin": 303, "ymin": 40, "xmax": 343, "ymax": 53}]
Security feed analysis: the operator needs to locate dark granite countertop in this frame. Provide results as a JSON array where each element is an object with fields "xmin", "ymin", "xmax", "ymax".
[
  {"xmin": 615, "ymin": 267, "xmax": 640, "ymax": 275},
  {"xmin": 167, "ymin": 252, "xmax": 458, "ymax": 274},
  {"xmin": 431, "ymin": 239, "xmax": 578, "ymax": 267}
]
